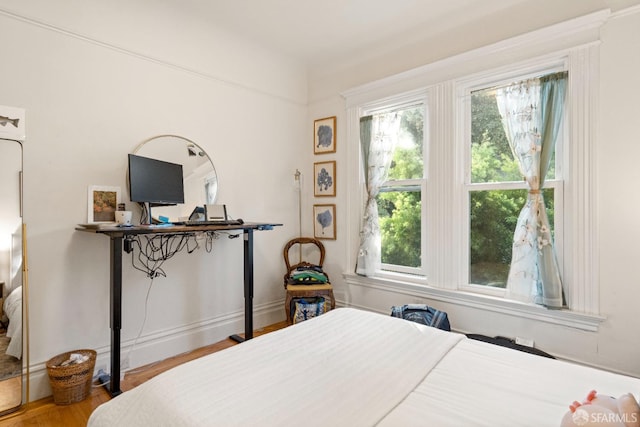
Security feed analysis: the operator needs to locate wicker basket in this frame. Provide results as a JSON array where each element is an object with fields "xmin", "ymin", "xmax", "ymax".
[{"xmin": 46, "ymin": 349, "xmax": 96, "ymax": 405}]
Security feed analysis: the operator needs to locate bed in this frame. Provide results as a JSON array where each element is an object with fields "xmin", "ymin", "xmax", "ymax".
[{"xmin": 88, "ymin": 308, "xmax": 640, "ymax": 427}]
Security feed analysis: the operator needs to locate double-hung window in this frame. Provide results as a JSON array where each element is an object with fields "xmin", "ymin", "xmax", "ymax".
[
  {"xmin": 361, "ymin": 100, "xmax": 427, "ymax": 277},
  {"xmin": 460, "ymin": 65, "xmax": 566, "ymax": 299}
]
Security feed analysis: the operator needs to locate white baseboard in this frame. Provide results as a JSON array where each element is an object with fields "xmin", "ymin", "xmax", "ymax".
[{"xmin": 27, "ymin": 300, "xmax": 285, "ymax": 402}]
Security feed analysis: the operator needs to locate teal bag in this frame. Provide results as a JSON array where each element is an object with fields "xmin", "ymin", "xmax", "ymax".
[{"xmin": 292, "ymin": 297, "xmax": 326, "ymax": 324}]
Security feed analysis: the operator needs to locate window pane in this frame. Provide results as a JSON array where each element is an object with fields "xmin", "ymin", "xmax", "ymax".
[
  {"xmin": 470, "ymin": 89, "xmax": 522, "ymax": 184},
  {"xmin": 387, "ymin": 106, "xmax": 424, "ymax": 181},
  {"xmin": 469, "ymin": 188, "xmax": 554, "ymax": 287},
  {"xmin": 471, "ymin": 85, "xmax": 557, "ymax": 182},
  {"xmin": 378, "ymin": 188, "xmax": 421, "ymax": 268}
]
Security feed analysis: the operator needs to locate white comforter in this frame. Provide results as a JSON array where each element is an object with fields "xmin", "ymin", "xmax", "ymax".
[
  {"xmin": 88, "ymin": 308, "xmax": 640, "ymax": 427},
  {"xmin": 378, "ymin": 338, "xmax": 640, "ymax": 426},
  {"xmin": 89, "ymin": 308, "xmax": 463, "ymax": 426}
]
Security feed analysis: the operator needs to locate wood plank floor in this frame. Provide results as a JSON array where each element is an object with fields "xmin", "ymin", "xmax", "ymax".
[{"xmin": 0, "ymin": 321, "xmax": 288, "ymax": 427}]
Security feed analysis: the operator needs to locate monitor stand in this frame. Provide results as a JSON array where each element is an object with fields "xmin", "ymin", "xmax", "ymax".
[{"xmin": 144, "ymin": 202, "xmax": 153, "ymax": 225}]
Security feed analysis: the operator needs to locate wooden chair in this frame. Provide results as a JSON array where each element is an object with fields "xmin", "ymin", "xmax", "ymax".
[{"xmin": 283, "ymin": 237, "xmax": 335, "ymax": 325}]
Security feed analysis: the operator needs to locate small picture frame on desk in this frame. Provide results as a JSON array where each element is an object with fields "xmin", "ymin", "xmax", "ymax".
[
  {"xmin": 88, "ymin": 185, "xmax": 121, "ymax": 223},
  {"xmin": 313, "ymin": 204, "xmax": 336, "ymax": 240}
]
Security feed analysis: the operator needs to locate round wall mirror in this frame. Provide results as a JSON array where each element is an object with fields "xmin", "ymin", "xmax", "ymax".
[{"xmin": 131, "ymin": 135, "xmax": 217, "ymax": 222}]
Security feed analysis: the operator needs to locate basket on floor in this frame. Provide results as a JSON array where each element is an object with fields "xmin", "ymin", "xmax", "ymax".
[{"xmin": 46, "ymin": 349, "xmax": 96, "ymax": 405}]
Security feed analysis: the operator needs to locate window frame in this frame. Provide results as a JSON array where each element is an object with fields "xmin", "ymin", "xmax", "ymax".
[
  {"xmin": 456, "ymin": 62, "xmax": 568, "ymax": 297},
  {"xmin": 360, "ymin": 94, "xmax": 429, "ymax": 278},
  {"xmin": 342, "ymin": 12, "xmax": 605, "ymax": 329}
]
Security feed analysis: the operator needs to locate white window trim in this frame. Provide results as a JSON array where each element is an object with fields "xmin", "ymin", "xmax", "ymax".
[
  {"xmin": 342, "ymin": 10, "xmax": 606, "ymax": 331},
  {"xmin": 343, "ymin": 272, "xmax": 605, "ymax": 331}
]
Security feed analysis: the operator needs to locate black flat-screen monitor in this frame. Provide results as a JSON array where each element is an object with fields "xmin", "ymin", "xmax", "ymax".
[{"xmin": 128, "ymin": 154, "xmax": 185, "ymax": 206}]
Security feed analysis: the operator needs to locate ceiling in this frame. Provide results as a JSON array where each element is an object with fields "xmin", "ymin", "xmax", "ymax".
[
  {"xmin": 5, "ymin": 0, "xmax": 638, "ymax": 71},
  {"xmin": 178, "ymin": 0, "xmax": 535, "ymax": 66}
]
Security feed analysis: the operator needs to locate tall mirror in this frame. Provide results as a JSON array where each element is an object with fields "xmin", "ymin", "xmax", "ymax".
[
  {"xmin": 0, "ymin": 138, "xmax": 24, "ymax": 416},
  {"xmin": 131, "ymin": 135, "xmax": 218, "ymax": 222}
]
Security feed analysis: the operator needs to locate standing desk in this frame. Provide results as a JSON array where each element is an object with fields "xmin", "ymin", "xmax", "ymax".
[{"xmin": 76, "ymin": 222, "xmax": 281, "ymax": 397}]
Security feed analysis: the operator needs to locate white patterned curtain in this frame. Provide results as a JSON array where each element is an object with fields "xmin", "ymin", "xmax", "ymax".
[
  {"xmin": 495, "ymin": 72, "xmax": 567, "ymax": 308},
  {"xmin": 356, "ymin": 113, "xmax": 401, "ymax": 276}
]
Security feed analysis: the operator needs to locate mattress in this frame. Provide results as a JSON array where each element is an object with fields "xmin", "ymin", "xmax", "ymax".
[{"xmin": 88, "ymin": 308, "xmax": 640, "ymax": 426}]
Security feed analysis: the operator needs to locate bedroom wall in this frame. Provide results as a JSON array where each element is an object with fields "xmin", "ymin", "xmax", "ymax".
[
  {"xmin": 308, "ymin": 3, "xmax": 640, "ymax": 377},
  {"xmin": 0, "ymin": 1, "xmax": 307, "ymax": 400}
]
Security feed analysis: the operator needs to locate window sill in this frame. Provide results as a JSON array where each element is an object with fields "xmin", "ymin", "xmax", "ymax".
[{"xmin": 342, "ymin": 272, "xmax": 605, "ymax": 332}]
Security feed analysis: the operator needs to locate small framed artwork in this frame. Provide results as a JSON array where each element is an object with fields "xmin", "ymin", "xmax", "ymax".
[
  {"xmin": 314, "ymin": 160, "xmax": 336, "ymax": 197},
  {"xmin": 88, "ymin": 185, "xmax": 121, "ymax": 223},
  {"xmin": 314, "ymin": 116, "xmax": 336, "ymax": 154},
  {"xmin": 313, "ymin": 204, "xmax": 336, "ymax": 240}
]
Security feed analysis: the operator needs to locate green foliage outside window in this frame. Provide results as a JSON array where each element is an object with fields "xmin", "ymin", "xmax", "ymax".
[
  {"xmin": 378, "ymin": 190, "xmax": 421, "ymax": 267},
  {"xmin": 378, "ymin": 107, "xmax": 423, "ymax": 268}
]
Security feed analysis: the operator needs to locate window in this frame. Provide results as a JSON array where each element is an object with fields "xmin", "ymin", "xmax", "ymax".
[
  {"xmin": 363, "ymin": 103, "xmax": 426, "ymax": 276},
  {"xmin": 360, "ymin": 65, "xmax": 567, "ymax": 298},
  {"xmin": 463, "ymin": 70, "xmax": 564, "ymax": 296}
]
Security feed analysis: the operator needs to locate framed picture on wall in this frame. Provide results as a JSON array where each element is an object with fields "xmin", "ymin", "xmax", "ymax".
[
  {"xmin": 314, "ymin": 160, "xmax": 336, "ymax": 197},
  {"xmin": 313, "ymin": 116, "xmax": 336, "ymax": 154},
  {"xmin": 88, "ymin": 185, "xmax": 121, "ymax": 223},
  {"xmin": 313, "ymin": 204, "xmax": 336, "ymax": 240}
]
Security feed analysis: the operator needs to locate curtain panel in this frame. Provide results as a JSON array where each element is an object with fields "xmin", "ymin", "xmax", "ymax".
[
  {"xmin": 496, "ymin": 71, "xmax": 567, "ymax": 308},
  {"xmin": 356, "ymin": 114, "xmax": 401, "ymax": 276}
]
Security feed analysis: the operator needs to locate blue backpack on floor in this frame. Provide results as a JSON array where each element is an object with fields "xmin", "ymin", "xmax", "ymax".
[{"xmin": 390, "ymin": 304, "xmax": 451, "ymax": 331}]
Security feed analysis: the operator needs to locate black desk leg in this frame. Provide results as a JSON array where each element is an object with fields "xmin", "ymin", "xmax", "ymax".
[
  {"xmin": 103, "ymin": 236, "xmax": 123, "ymax": 397},
  {"xmin": 230, "ymin": 228, "xmax": 254, "ymax": 343}
]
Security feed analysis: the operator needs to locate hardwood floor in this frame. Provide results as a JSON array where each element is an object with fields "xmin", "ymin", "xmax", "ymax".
[{"xmin": 0, "ymin": 321, "xmax": 288, "ymax": 427}]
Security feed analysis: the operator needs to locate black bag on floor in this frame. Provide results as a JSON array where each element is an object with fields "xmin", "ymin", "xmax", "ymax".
[{"xmin": 390, "ymin": 304, "xmax": 451, "ymax": 331}]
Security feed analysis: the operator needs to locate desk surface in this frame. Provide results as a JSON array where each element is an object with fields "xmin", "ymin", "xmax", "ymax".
[{"xmin": 76, "ymin": 222, "xmax": 281, "ymax": 236}]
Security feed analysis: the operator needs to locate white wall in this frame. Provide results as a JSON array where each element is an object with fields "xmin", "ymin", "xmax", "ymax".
[
  {"xmin": 0, "ymin": 1, "xmax": 307, "ymax": 400},
  {"xmin": 308, "ymin": 5, "xmax": 640, "ymax": 377}
]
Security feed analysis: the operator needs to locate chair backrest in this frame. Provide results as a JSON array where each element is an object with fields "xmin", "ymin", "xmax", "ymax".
[{"xmin": 283, "ymin": 237, "xmax": 328, "ymax": 285}]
